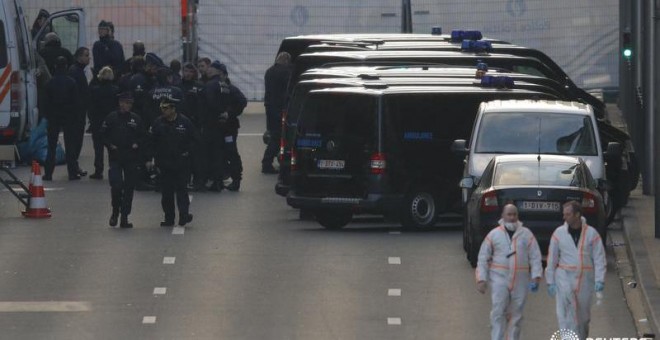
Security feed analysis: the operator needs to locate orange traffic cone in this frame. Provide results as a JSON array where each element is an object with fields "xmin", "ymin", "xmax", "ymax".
[{"xmin": 22, "ymin": 161, "xmax": 51, "ymax": 218}]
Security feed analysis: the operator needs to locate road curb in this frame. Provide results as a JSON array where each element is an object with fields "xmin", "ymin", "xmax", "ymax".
[{"xmin": 620, "ymin": 198, "xmax": 660, "ymax": 337}]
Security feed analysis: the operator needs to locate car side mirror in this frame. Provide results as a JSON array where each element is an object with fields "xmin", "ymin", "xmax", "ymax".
[
  {"xmin": 460, "ymin": 177, "xmax": 475, "ymax": 189},
  {"xmin": 605, "ymin": 142, "xmax": 622, "ymax": 161},
  {"xmin": 452, "ymin": 139, "xmax": 469, "ymax": 156}
]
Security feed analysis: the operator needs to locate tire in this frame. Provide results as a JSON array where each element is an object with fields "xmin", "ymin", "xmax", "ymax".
[
  {"xmin": 316, "ymin": 210, "xmax": 352, "ymax": 230},
  {"xmin": 467, "ymin": 228, "xmax": 480, "ymax": 268},
  {"xmin": 604, "ymin": 190, "xmax": 615, "ymax": 224},
  {"xmin": 400, "ymin": 191, "xmax": 438, "ymax": 229},
  {"xmin": 462, "ymin": 212, "xmax": 469, "ymax": 252}
]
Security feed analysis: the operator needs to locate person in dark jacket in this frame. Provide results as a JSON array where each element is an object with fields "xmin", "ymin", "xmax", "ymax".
[
  {"xmin": 197, "ymin": 57, "xmax": 211, "ymax": 84},
  {"xmin": 68, "ymin": 47, "xmax": 92, "ymax": 177},
  {"xmin": 43, "ymin": 57, "xmax": 80, "ymax": 181},
  {"xmin": 180, "ymin": 63, "xmax": 206, "ymax": 191},
  {"xmin": 39, "ymin": 33, "xmax": 74, "ymax": 75},
  {"xmin": 146, "ymin": 67, "xmax": 185, "ymax": 126},
  {"xmin": 31, "ymin": 9, "xmax": 50, "ymax": 39},
  {"xmin": 100, "ymin": 92, "xmax": 145, "ymax": 228},
  {"xmin": 147, "ymin": 97, "xmax": 195, "ymax": 227},
  {"xmin": 202, "ymin": 61, "xmax": 247, "ymax": 192},
  {"xmin": 90, "ymin": 67, "xmax": 120, "ymax": 179},
  {"xmin": 262, "ymin": 52, "xmax": 292, "ymax": 174},
  {"xmin": 170, "ymin": 59, "xmax": 182, "ymax": 86},
  {"xmin": 123, "ymin": 41, "xmax": 145, "ymax": 77},
  {"xmin": 92, "ymin": 20, "xmax": 125, "ymax": 77}
]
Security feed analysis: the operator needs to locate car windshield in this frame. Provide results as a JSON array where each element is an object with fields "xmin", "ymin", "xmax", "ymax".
[
  {"xmin": 475, "ymin": 112, "xmax": 598, "ymax": 156},
  {"xmin": 493, "ymin": 161, "xmax": 582, "ymax": 187}
]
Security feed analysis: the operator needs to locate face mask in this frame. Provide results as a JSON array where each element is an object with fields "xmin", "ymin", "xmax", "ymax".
[{"xmin": 504, "ymin": 222, "xmax": 517, "ymax": 231}]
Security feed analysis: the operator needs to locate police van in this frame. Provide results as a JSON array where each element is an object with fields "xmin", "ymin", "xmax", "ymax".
[
  {"xmin": 0, "ymin": 1, "xmax": 85, "ymax": 146},
  {"xmin": 287, "ymin": 84, "xmax": 558, "ymax": 229},
  {"xmin": 276, "ymin": 73, "xmax": 562, "ymax": 198}
]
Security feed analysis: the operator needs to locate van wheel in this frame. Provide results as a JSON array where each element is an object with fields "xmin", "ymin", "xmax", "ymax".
[
  {"xmin": 605, "ymin": 190, "xmax": 615, "ymax": 224},
  {"xmin": 467, "ymin": 229, "xmax": 480, "ymax": 268},
  {"xmin": 401, "ymin": 191, "xmax": 437, "ymax": 229},
  {"xmin": 316, "ymin": 210, "xmax": 352, "ymax": 230},
  {"xmin": 462, "ymin": 212, "xmax": 469, "ymax": 252}
]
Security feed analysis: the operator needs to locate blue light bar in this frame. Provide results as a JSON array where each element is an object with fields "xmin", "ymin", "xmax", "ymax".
[
  {"xmin": 480, "ymin": 75, "xmax": 514, "ymax": 89},
  {"xmin": 451, "ymin": 30, "xmax": 483, "ymax": 42},
  {"xmin": 431, "ymin": 26, "xmax": 442, "ymax": 35},
  {"xmin": 461, "ymin": 40, "xmax": 493, "ymax": 53}
]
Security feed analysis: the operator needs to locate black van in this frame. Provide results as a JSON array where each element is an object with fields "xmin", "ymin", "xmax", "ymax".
[
  {"xmin": 275, "ymin": 74, "xmax": 562, "ymax": 197},
  {"xmin": 287, "ymin": 85, "xmax": 558, "ymax": 229}
]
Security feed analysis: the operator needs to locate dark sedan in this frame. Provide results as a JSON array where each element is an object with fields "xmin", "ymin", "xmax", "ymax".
[{"xmin": 463, "ymin": 154, "xmax": 607, "ymax": 267}]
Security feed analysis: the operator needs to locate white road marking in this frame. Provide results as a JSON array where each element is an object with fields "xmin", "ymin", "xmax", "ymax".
[
  {"xmin": 388, "ymin": 289, "xmax": 402, "ymax": 297},
  {"xmin": 172, "ymin": 226, "xmax": 185, "ymax": 235},
  {"xmin": 388, "ymin": 257, "xmax": 401, "ymax": 265},
  {"xmin": 387, "ymin": 317, "xmax": 402, "ymax": 325},
  {"xmin": 163, "ymin": 257, "xmax": 176, "ymax": 264},
  {"xmin": 389, "ymin": 231, "xmax": 401, "ymax": 235},
  {"xmin": 1, "ymin": 187, "xmax": 63, "ymax": 193},
  {"xmin": 188, "ymin": 195, "xmax": 193, "ymax": 203},
  {"xmin": 142, "ymin": 316, "xmax": 157, "ymax": 324},
  {"xmin": 153, "ymin": 287, "xmax": 167, "ymax": 295},
  {"xmin": 0, "ymin": 301, "xmax": 91, "ymax": 312},
  {"xmin": 237, "ymin": 133, "xmax": 263, "ymax": 137}
]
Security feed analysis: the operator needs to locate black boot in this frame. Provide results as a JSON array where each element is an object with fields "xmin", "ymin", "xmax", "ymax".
[
  {"xmin": 109, "ymin": 209, "xmax": 119, "ymax": 227},
  {"xmin": 178, "ymin": 213, "xmax": 193, "ymax": 226},
  {"xmin": 209, "ymin": 181, "xmax": 224, "ymax": 192},
  {"xmin": 120, "ymin": 215, "xmax": 133, "ymax": 229},
  {"xmin": 160, "ymin": 219, "xmax": 175, "ymax": 227},
  {"xmin": 226, "ymin": 179, "xmax": 241, "ymax": 192}
]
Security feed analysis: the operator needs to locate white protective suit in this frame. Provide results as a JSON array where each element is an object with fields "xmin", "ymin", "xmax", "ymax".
[
  {"xmin": 476, "ymin": 220, "xmax": 543, "ymax": 340},
  {"xmin": 545, "ymin": 217, "xmax": 607, "ymax": 339}
]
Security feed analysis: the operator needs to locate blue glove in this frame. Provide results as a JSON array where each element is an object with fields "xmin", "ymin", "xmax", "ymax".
[
  {"xmin": 529, "ymin": 281, "xmax": 539, "ymax": 293},
  {"xmin": 547, "ymin": 284, "xmax": 556, "ymax": 297},
  {"xmin": 595, "ymin": 281, "xmax": 605, "ymax": 292}
]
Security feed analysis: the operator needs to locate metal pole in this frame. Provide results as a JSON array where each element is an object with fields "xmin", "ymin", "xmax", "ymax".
[
  {"xmin": 620, "ymin": 0, "xmax": 634, "ymax": 145},
  {"xmin": 653, "ymin": 0, "xmax": 660, "ymax": 238},
  {"xmin": 643, "ymin": 0, "xmax": 655, "ymax": 195},
  {"xmin": 401, "ymin": 0, "xmax": 412, "ymax": 33}
]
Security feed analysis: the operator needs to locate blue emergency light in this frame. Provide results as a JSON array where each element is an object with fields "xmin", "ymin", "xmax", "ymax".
[
  {"xmin": 450, "ymin": 30, "xmax": 483, "ymax": 42},
  {"xmin": 480, "ymin": 75, "xmax": 514, "ymax": 89},
  {"xmin": 431, "ymin": 26, "xmax": 442, "ymax": 35},
  {"xmin": 461, "ymin": 40, "xmax": 492, "ymax": 53},
  {"xmin": 476, "ymin": 62, "xmax": 488, "ymax": 71}
]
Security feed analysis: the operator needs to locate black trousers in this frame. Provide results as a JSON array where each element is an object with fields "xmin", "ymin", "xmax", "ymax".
[
  {"xmin": 71, "ymin": 111, "xmax": 86, "ymax": 167},
  {"xmin": 45, "ymin": 116, "xmax": 78, "ymax": 178},
  {"xmin": 262, "ymin": 129, "xmax": 280, "ymax": 167},
  {"xmin": 222, "ymin": 132, "xmax": 243, "ymax": 181},
  {"xmin": 108, "ymin": 160, "xmax": 138, "ymax": 216},
  {"xmin": 91, "ymin": 123, "xmax": 105, "ymax": 175},
  {"xmin": 192, "ymin": 130, "xmax": 207, "ymax": 186},
  {"xmin": 160, "ymin": 167, "xmax": 190, "ymax": 222}
]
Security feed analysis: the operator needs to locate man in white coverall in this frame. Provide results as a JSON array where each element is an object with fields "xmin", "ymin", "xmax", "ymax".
[
  {"xmin": 476, "ymin": 204, "xmax": 543, "ymax": 340},
  {"xmin": 546, "ymin": 200, "xmax": 606, "ymax": 339}
]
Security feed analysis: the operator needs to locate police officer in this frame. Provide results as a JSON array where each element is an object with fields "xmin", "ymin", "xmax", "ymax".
[
  {"xmin": 202, "ymin": 61, "xmax": 247, "ymax": 192},
  {"xmin": 180, "ymin": 63, "xmax": 206, "ymax": 191},
  {"xmin": 100, "ymin": 92, "xmax": 144, "ymax": 228},
  {"xmin": 146, "ymin": 67, "xmax": 184, "ymax": 125},
  {"xmin": 262, "ymin": 52, "xmax": 291, "ymax": 174},
  {"xmin": 130, "ymin": 53, "xmax": 161, "ymax": 123},
  {"xmin": 92, "ymin": 20, "xmax": 125, "ymax": 76},
  {"xmin": 89, "ymin": 67, "xmax": 119, "ymax": 179},
  {"xmin": 69, "ymin": 47, "xmax": 92, "ymax": 177},
  {"xmin": 40, "ymin": 32, "xmax": 74, "ymax": 75},
  {"xmin": 43, "ymin": 56, "xmax": 80, "ymax": 181},
  {"xmin": 147, "ymin": 97, "xmax": 195, "ymax": 227}
]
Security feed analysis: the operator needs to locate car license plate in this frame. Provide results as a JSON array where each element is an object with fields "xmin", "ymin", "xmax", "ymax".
[
  {"xmin": 318, "ymin": 160, "xmax": 345, "ymax": 170},
  {"xmin": 520, "ymin": 201, "xmax": 560, "ymax": 212}
]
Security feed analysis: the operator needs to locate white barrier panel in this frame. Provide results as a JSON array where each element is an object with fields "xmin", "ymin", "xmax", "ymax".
[{"xmin": 198, "ymin": 1, "xmax": 618, "ymax": 100}]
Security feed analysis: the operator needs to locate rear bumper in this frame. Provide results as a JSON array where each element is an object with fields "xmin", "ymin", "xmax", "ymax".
[
  {"xmin": 287, "ymin": 192, "xmax": 402, "ymax": 213},
  {"xmin": 275, "ymin": 181, "xmax": 289, "ymax": 197}
]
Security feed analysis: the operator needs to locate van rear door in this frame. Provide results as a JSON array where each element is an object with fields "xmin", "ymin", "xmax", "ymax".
[{"xmin": 295, "ymin": 92, "xmax": 377, "ymax": 197}]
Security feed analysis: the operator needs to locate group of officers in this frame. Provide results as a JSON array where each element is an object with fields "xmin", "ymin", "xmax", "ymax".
[
  {"xmin": 477, "ymin": 202, "xmax": 606, "ymax": 340},
  {"xmin": 40, "ymin": 20, "xmax": 248, "ymax": 228}
]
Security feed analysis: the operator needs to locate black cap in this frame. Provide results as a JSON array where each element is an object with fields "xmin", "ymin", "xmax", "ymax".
[
  {"xmin": 98, "ymin": 20, "xmax": 110, "ymax": 29},
  {"xmin": 210, "ymin": 60, "xmax": 227, "ymax": 75},
  {"xmin": 145, "ymin": 52, "xmax": 165, "ymax": 67},
  {"xmin": 117, "ymin": 92, "xmax": 134, "ymax": 102}
]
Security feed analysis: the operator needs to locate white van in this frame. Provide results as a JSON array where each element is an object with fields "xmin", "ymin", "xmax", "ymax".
[
  {"xmin": 452, "ymin": 100, "xmax": 622, "ymax": 217},
  {"xmin": 0, "ymin": 1, "xmax": 85, "ymax": 145}
]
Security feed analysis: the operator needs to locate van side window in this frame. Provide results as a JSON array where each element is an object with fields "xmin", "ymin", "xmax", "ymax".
[
  {"xmin": 0, "ymin": 21, "xmax": 9, "ymax": 68},
  {"xmin": 49, "ymin": 14, "xmax": 80, "ymax": 54}
]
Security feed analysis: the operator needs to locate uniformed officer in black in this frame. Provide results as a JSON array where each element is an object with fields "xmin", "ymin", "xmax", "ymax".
[
  {"xmin": 43, "ymin": 56, "xmax": 80, "ymax": 181},
  {"xmin": 146, "ymin": 67, "xmax": 184, "ymax": 126},
  {"xmin": 262, "ymin": 52, "xmax": 292, "ymax": 174},
  {"xmin": 180, "ymin": 63, "xmax": 206, "ymax": 191},
  {"xmin": 147, "ymin": 97, "xmax": 195, "ymax": 227},
  {"xmin": 100, "ymin": 92, "xmax": 145, "ymax": 228},
  {"xmin": 202, "ymin": 61, "xmax": 247, "ymax": 191}
]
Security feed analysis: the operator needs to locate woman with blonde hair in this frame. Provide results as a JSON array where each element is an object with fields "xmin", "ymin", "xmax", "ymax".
[{"xmin": 89, "ymin": 66, "xmax": 119, "ymax": 179}]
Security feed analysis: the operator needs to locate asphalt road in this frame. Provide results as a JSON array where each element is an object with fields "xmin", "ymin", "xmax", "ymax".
[{"xmin": 0, "ymin": 114, "xmax": 638, "ymax": 339}]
